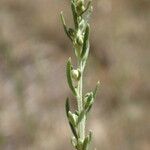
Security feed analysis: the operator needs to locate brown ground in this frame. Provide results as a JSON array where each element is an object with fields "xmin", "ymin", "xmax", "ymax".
[{"xmin": 0, "ymin": 0, "xmax": 150, "ymax": 150}]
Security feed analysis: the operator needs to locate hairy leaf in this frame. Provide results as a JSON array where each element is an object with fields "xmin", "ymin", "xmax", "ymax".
[
  {"xmin": 83, "ymin": 136, "xmax": 89, "ymax": 150},
  {"xmin": 83, "ymin": 131, "xmax": 93, "ymax": 150},
  {"xmin": 93, "ymin": 81, "xmax": 100, "ymax": 99},
  {"xmin": 81, "ymin": 24, "xmax": 90, "ymax": 59},
  {"xmin": 84, "ymin": 92, "xmax": 93, "ymax": 111},
  {"xmin": 65, "ymin": 98, "xmax": 78, "ymax": 139},
  {"xmin": 77, "ymin": 110, "xmax": 85, "ymax": 125},
  {"xmin": 68, "ymin": 111, "xmax": 76, "ymax": 127},
  {"xmin": 65, "ymin": 97, "xmax": 70, "ymax": 117},
  {"xmin": 60, "ymin": 12, "xmax": 72, "ymax": 41},
  {"xmin": 66, "ymin": 58, "xmax": 77, "ymax": 96},
  {"xmin": 71, "ymin": 1, "xmax": 78, "ymax": 29},
  {"xmin": 81, "ymin": 0, "xmax": 92, "ymax": 15}
]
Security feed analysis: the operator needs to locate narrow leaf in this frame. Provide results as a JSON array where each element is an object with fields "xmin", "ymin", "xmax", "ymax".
[
  {"xmin": 65, "ymin": 98, "xmax": 78, "ymax": 139},
  {"xmin": 86, "ymin": 103, "xmax": 92, "ymax": 114},
  {"xmin": 77, "ymin": 138, "xmax": 83, "ymax": 150},
  {"xmin": 60, "ymin": 12, "xmax": 72, "ymax": 41},
  {"xmin": 83, "ymin": 131, "xmax": 93, "ymax": 150},
  {"xmin": 83, "ymin": 137, "xmax": 89, "ymax": 150},
  {"xmin": 65, "ymin": 97, "xmax": 70, "ymax": 117},
  {"xmin": 84, "ymin": 92, "xmax": 93, "ymax": 110},
  {"xmin": 68, "ymin": 111, "xmax": 76, "ymax": 127},
  {"xmin": 93, "ymin": 81, "xmax": 100, "ymax": 99},
  {"xmin": 85, "ymin": 82, "xmax": 100, "ymax": 114},
  {"xmin": 77, "ymin": 110, "xmax": 85, "ymax": 125},
  {"xmin": 81, "ymin": 24, "xmax": 90, "ymax": 59},
  {"xmin": 66, "ymin": 58, "xmax": 77, "ymax": 96},
  {"xmin": 71, "ymin": 2, "xmax": 78, "ymax": 29},
  {"xmin": 69, "ymin": 123, "xmax": 78, "ymax": 139},
  {"xmin": 81, "ymin": 0, "xmax": 92, "ymax": 15}
]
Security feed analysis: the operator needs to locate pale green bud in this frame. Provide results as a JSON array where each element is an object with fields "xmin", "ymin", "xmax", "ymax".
[
  {"xmin": 76, "ymin": 0, "xmax": 85, "ymax": 14},
  {"xmin": 71, "ymin": 69, "xmax": 80, "ymax": 80},
  {"xmin": 76, "ymin": 30, "xmax": 83, "ymax": 45}
]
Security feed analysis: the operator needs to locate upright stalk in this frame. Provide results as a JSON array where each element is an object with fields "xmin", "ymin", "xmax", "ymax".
[
  {"xmin": 61, "ymin": 0, "xmax": 99, "ymax": 150},
  {"xmin": 77, "ymin": 60, "xmax": 85, "ymax": 141}
]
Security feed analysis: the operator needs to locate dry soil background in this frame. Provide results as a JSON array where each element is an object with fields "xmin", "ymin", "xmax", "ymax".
[{"xmin": 0, "ymin": 0, "xmax": 150, "ymax": 150}]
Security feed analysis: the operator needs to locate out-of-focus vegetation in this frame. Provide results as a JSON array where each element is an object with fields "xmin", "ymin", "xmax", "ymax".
[{"xmin": 0, "ymin": 0, "xmax": 149, "ymax": 150}]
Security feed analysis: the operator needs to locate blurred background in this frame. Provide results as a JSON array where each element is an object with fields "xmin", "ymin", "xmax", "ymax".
[{"xmin": 0, "ymin": 0, "xmax": 150, "ymax": 150}]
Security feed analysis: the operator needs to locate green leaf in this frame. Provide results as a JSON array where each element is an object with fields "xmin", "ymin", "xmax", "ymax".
[
  {"xmin": 84, "ymin": 92, "xmax": 93, "ymax": 111},
  {"xmin": 85, "ymin": 82, "xmax": 100, "ymax": 114},
  {"xmin": 83, "ymin": 136, "xmax": 89, "ymax": 150},
  {"xmin": 77, "ymin": 110, "xmax": 85, "ymax": 125},
  {"xmin": 68, "ymin": 111, "xmax": 77, "ymax": 127},
  {"xmin": 60, "ymin": 12, "xmax": 73, "ymax": 41},
  {"xmin": 81, "ymin": 24, "xmax": 90, "ymax": 59},
  {"xmin": 77, "ymin": 138, "xmax": 83, "ymax": 150},
  {"xmin": 75, "ymin": 110, "xmax": 79, "ymax": 116},
  {"xmin": 66, "ymin": 58, "xmax": 77, "ymax": 96},
  {"xmin": 65, "ymin": 98, "xmax": 78, "ymax": 139},
  {"xmin": 86, "ymin": 104, "xmax": 92, "ymax": 114},
  {"xmin": 83, "ymin": 131, "xmax": 93, "ymax": 150},
  {"xmin": 65, "ymin": 97, "xmax": 70, "ymax": 117},
  {"xmin": 93, "ymin": 81, "xmax": 100, "ymax": 99},
  {"xmin": 80, "ymin": 0, "xmax": 92, "ymax": 15},
  {"xmin": 68, "ymin": 28, "xmax": 75, "ymax": 39},
  {"xmin": 71, "ymin": 1, "xmax": 78, "ymax": 29}
]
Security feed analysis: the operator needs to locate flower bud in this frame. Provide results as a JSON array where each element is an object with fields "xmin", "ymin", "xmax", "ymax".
[
  {"xmin": 76, "ymin": 0, "xmax": 85, "ymax": 14},
  {"xmin": 71, "ymin": 69, "xmax": 80, "ymax": 80},
  {"xmin": 76, "ymin": 30, "xmax": 83, "ymax": 45}
]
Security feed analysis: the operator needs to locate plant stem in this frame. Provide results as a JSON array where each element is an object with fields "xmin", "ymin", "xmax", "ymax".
[
  {"xmin": 77, "ymin": 60, "xmax": 85, "ymax": 142},
  {"xmin": 61, "ymin": 1, "xmax": 99, "ymax": 149}
]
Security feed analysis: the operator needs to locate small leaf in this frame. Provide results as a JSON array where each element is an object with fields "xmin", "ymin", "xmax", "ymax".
[
  {"xmin": 71, "ymin": 1, "xmax": 78, "ymax": 29},
  {"xmin": 86, "ymin": 104, "xmax": 92, "ymax": 114},
  {"xmin": 83, "ymin": 137, "xmax": 89, "ymax": 150},
  {"xmin": 65, "ymin": 98, "xmax": 78, "ymax": 139},
  {"xmin": 68, "ymin": 111, "xmax": 77, "ymax": 127},
  {"xmin": 69, "ymin": 123, "xmax": 78, "ymax": 139},
  {"xmin": 83, "ymin": 131, "xmax": 93, "ymax": 150},
  {"xmin": 60, "ymin": 12, "xmax": 72, "ymax": 41},
  {"xmin": 81, "ymin": 24, "xmax": 90, "ymax": 59},
  {"xmin": 77, "ymin": 138, "xmax": 83, "ymax": 150},
  {"xmin": 93, "ymin": 81, "xmax": 100, "ymax": 99},
  {"xmin": 66, "ymin": 58, "xmax": 77, "ymax": 96},
  {"xmin": 65, "ymin": 97, "xmax": 70, "ymax": 117},
  {"xmin": 81, "ymin": 0, "xmax": 92, "ymax": 15},
  {"xmin": 84, "ymin": 92, "xmax": 93, "ymax": 110},
  {"xmin": 85, "ymin": 82, "xmax": 100, "ymax": 114},
  {"xmin": 77, "ymin": 110, "xmax": 85, "ymax": 125},
  {"xmin": 86, "ymin": 103, "xmax": 93, "ymax": 114},
  {"xmin": 75, "ymin": 110, "xmax": 79, "ymax": 116},
  {"xmin": 68, "ymin": 28, "xmax": 75, "ymax": 39}
]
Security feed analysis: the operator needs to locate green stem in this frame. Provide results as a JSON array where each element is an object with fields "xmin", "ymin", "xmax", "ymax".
[{"xmin": 77, "ymin": 60, "xmax": 85, "ymax": 142}]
